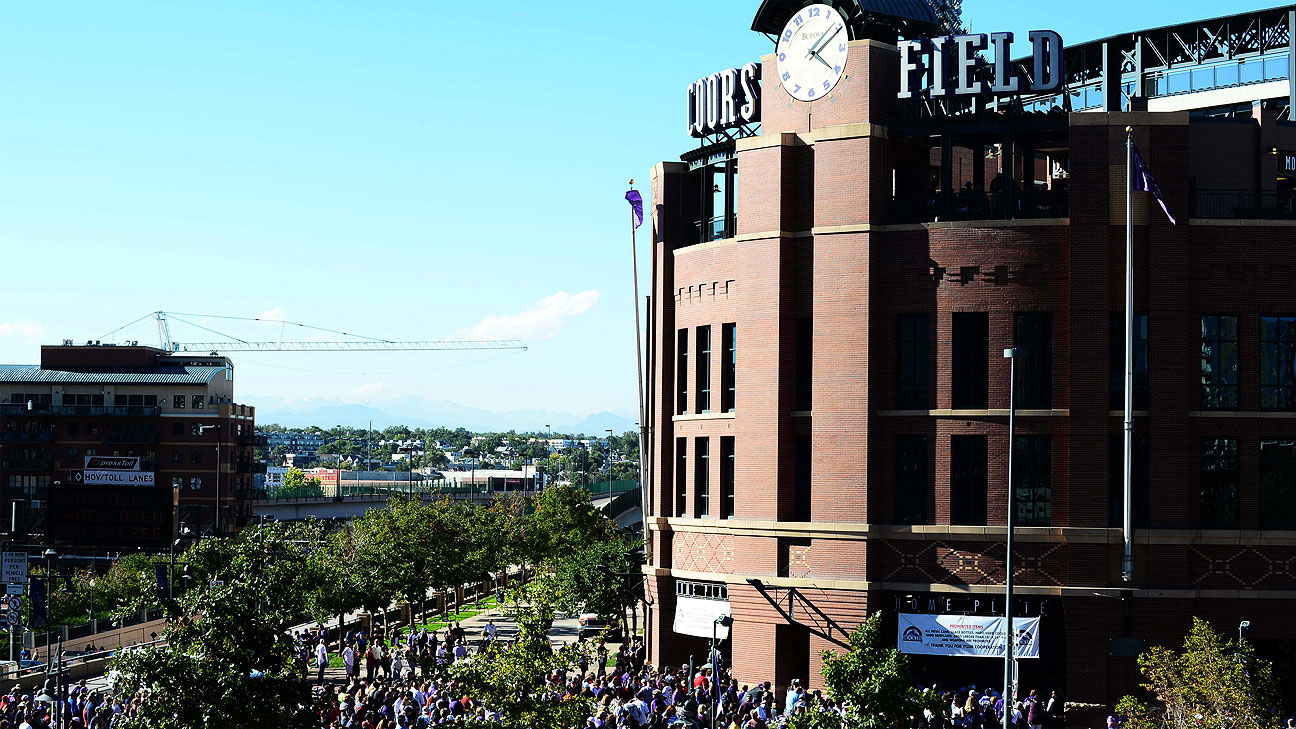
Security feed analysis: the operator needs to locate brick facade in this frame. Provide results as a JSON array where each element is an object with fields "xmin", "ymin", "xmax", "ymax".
[{"xmin": 645, "ymin": 36, "xmax": 1296, "ymax": 706}]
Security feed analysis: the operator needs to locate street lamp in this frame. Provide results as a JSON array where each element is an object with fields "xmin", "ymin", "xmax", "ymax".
[
  {"xmin": 42, "ymin": 549, "xmax": 56, "ymax": 668},
  {"xmin": 197, "ymin": 424, "xmax": 222, "ymax": 537},
  {"xmin": 399, "ymin": 446, "xmax": 416, "ymax": 498},
  {"xmin": 463, "ymin": 449, "xmax": 479, "ymax": 498},
  {"xmin": 1002, "ymin": 346, "xmax": 1019, "ymax": 729},
  {"xmin": 711, "ymin": 614, "xmax": 733, "ymax": 729},
  {"xmin": 606, "ymin": 429, "xmax": 614, "ymax": 507}
]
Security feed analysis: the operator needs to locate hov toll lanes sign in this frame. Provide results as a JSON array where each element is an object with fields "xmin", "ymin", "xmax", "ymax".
[
  {"xmin": 79, "ymin": 470, "xmax": 155, "ymax": 485},
  {"xmin": 1, "ymin": 552, "xmax": 26, "ymax": 584}
]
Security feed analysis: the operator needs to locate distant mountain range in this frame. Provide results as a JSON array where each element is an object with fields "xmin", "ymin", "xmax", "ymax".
[{"xmin": 244, "ymin": 394, "xmax": 636, "ymax": 436}]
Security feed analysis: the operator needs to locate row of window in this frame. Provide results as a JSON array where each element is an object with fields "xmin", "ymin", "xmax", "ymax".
[
  {"xmin": 899, "ymin": 312, "xmax": 1054, "ymax": 409},
  {"xmin": 673, "ymin": 436, "xmax": 736, "ymax": 518},
  {"xmin": 170, "ymin": 476, "xmax": 206, "ymax": 491},
  {"xmin": 895, "ymin": 313, "xmax": 1296, "ymax": 411},
  {"xmin": 676, "ymin": 324, "xmax": 737, "ymax": 415},
  {"xmin": 894, "ymin": 435, "xmax": 1052, "ymax": 526}
]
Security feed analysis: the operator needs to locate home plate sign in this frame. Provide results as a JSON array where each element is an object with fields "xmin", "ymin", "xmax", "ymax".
[{"xmin": 897, "ymin": 613, "xmax": 1041, "ymax": 659}]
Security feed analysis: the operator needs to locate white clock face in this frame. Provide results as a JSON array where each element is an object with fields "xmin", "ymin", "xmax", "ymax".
[{"xmin": 775, "ymin": 4, "xmax": 849, "ymax": 102}]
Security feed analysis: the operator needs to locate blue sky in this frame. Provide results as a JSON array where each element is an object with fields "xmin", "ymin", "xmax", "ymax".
[{"xmin": 0, "ymin": 0, "xmax": 1245, "ymax": 419}]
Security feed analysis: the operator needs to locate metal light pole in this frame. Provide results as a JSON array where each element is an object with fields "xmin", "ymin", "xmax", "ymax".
[
  {"xmin": 606, "ymin": 429, "xmax": 614, "ymax": 506},
  {"xmin": 544, "ymin": 425, "xmax": 552, "ymax": 492},
  {"xmin": 1122, "ymin": 125, "xmax": 1136, "ymax": 584},
  {"xmin": 1002, "ymin": 347, "xmax": 1018, "ymax": 729},
  {"xmin": 711, "ymin": 615, "xmax": 733, "ymax": 729},
  {"xmin": 42, "ymin": 549, "xmax": 56, "ymax": 668},
  {"xmin": 198, "ymin": 424, "xmax": 222, "ymax": 537}
]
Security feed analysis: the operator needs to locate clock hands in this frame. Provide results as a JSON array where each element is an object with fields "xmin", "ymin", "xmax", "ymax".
[
  {"xmin": 810, "ymin": 52, "xmax": 833, "ymax": 70},
  {"xmin": 807, "ymin": 23, "xmax": 843, "ymax": 60}
]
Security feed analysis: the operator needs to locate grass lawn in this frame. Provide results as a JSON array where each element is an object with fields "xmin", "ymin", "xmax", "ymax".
[{"xmin": 412, "ymin": 595, "xmax": 501, "ymax": 633}]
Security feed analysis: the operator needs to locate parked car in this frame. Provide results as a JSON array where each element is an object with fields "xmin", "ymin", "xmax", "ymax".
[{"xmin": 578, "ymin": 612, "xmax": 622, "ymax": 640}]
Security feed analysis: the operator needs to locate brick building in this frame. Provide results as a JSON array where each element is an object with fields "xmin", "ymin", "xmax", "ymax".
[
  {"xmin": 643, "ymin": 1, "xmax": 1296, "ymax": 705},
  {"xmin": 0, "ymin": 344, "xmax": 260, "ymax": 543}
]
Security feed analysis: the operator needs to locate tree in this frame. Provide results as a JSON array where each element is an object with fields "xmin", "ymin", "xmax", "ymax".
[
  {"xmin": 449, "ymin": 576, "xmax": 593, "ymax": 728},
  {"xmin": 788, "ymin": 612, "xmax": 935, "ymax": 729},
  {"xmin": 109, "ymin": 524, "xmax": 323, "ymax": 729},
  {"xmin": 527, "ymin": 485, "xmax": 615, "ymax": 567},
  {"xmin": 1116, "ymin": 618, "xmax": 1280, "ymax": 729},
  {"xmin": 551, "ymin": 537, "xmax": 637, "ymax": 618},
  {"xmin": 278, "ymin": 467, "xmax": 323, "ymax": 498}
]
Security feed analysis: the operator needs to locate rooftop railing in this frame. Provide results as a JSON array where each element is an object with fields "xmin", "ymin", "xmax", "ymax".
[
  {"xmin": 1191, "ymin": 189, "xmax": 1296, "ymax": 220},
  {"xmin": 888, "ymin": 190, "xmax": 1067, "ymax": 224}
]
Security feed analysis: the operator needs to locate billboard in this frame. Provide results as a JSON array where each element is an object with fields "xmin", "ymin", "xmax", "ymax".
[
  {"xmin": 897, "ymin": 613, "xmax": 1041, "ymax": 659},
  {"xmin": 673, "ymin": 596, "xmax": 732, "ymax": 640},
  {"xmin": 48, "ymin": 483, "xmax": 172, "ymax": 548}
]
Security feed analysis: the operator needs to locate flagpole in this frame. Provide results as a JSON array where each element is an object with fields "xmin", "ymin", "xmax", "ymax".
[
  {"xmin": 1122, "ymin": 127, "xmax": 1135, "ymax": 583},
  {"xmin": 628, "ymin": 181, "xmax": 650, "ymax": 558}
]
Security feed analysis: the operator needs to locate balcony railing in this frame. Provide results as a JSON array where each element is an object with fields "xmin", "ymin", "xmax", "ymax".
[
  {"xmin": 687, "ymin": 215, "xmax": 736, "ymax": 245},
  {"xmin": 0, "ymin": 431, "xmax": 53, "ymax": 443},
  {"xmin": 1191, "ymin": 189, "xmax": 1296, "ymax": 220},
  {"xmin": 0, "ymin": 405, "xmax": 161, "ymax": 417},
  {"xmin": 2, "ymin": 459, "xmax": 52, "ymax": 471},
  {"xmin": 889, "ymin": 190, "xmax": 1067, "ymax": 224},
  {"xmin": 103, "ymin": 433, "xmax": 159, "ymax": 445}
]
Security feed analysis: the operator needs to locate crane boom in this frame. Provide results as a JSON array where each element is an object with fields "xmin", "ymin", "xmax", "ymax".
[{"xmin": 170, "ymin": 340, "xmax": 526, "ymax": 353}]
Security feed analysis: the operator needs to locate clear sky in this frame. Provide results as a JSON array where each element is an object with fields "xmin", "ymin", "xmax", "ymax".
[{"xmin": 0, "ymin": 0, "xmax": 1246, "ymax": 419}]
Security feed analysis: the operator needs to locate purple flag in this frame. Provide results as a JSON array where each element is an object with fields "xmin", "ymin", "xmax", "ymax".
[
  {"xmin": 625, "ymin": 189, "xmax": 644, "ymax": 229},
  {"xmin": 1131, "ymin": 142, "xmax": 1175, "ymax": 224}
]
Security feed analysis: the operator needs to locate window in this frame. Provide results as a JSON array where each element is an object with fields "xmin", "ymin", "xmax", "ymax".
[
  {"xmin": 1260, "ymin": 439, "xmax": 1296, "ymax": 529},
  {"xmin": 171, "ymin": 449, "xmax": 183, "ymax": 464},
  {"xmin": 174, "ymin": 394, "xmax": 185, "ymax": 409},
  {"xmin": 1109, "ymin": 313, "xmax": 1149, "ymax": 410},
  {"xmin": 171, "ymin": 477, "xmax": 183, "ymax": 489},
  {"xmin": 86, "ymin": 422, "xmax": 98, "ymax": 436},
  {"xmin": 1013, "ymin": 436, "xmax": 1051, "ymax": 526},
  {"xmin": 794, "ymin": 435, "xmax": 812, "ymax": 521},
  {"xmin": 189, "ymin": 477, "xmax": 203, "ymax": 491},
  {"xmin": 795, "ymin": 318, "xmax": 813, "ymax": 411},
  {"xmin": 897, "ymin": 316, "xmax": 930, "ymax": 409},
  {"xmin": 1200, "ymin": 438, "xmax": 1239, "ymax": 528},
  {"xmin": 173, "ymin": 422, "xmax": 183, "ymax": 436},
  {"xmin": 675, "ymin": 438, "xmax": 687, "ymax": 517},
  {"xmin": 1201, "ymin": 316, "xmax": 1239, "ymax": 409},
  {"xmin": 895, "ymin": 436, "xmax": 928, "ymax": 524},
  {"xmin": 67, "ymin": 423, "xmax": 78, "ymax": 436},
  {"xmin": 66, "ymin": 448, "xmax": 78, "ymax": 459},
  {"xmin": 191, "ymin": 424, "xmax": 201, "ymax": 436},
  {"xmin": 1261, "ymin": 316, "xmax": 1296, "ymax": 410},
  {"xmin": 144, "ymin": 395, "xmax": 157, "ymax": 407},
  {"xmin": 720, "ymin": 436, "xmax": 735, "ymax": 519},
  {"xmin": 676, "ymin": 330, "xmax": 688, "ymax": 415},
  {"xmin": 950, "ymin": 436, "xmax": 988, "ymax": 526},
  {"xmin": 1014, "ymin": 312, "xmax": 1052, "ymax": 409},
  {"xmin": 192, "ymin": 395, "xmax": 205, "ymax": 409},
  {"xmin": 695, "ymin": 437, "xmax": 710, "ymax": 517},
  {"xmin": 952, "ymin": 313, "xmax": 989, "ymax": 409},
  {"xmin": 721, "ymin": 323, "xmax": 736, "ymax": 413},
  {"xmin": 1108, "ymin": 435, "xmax": 1149, "ymax": 528},
  {"xmin": 696, "ymin": 326, "xmax": 712, "ymax": 413}
]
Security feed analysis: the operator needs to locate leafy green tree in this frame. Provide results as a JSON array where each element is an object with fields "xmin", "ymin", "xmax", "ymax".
[
  {"xmin": 527, "ymin": 485, "xmax": 615, "ymax": 567},
  {"xmin": 788, "ymin": 612, "xmax": 935, "ymax": 729},
  {"xmin": 1116, "ymin": 617, "xmax": 1280, "ymax": 729},
  {"xmin": 110, "ymin": 524, "xmax": 323, "ymax": 729},
  {"xmin": 449, "ymin": 576, "xmax": 593, "ymax": 728},
  {"xmin": 551, "ymin": 537, "xmax": 637, "ymax": 617}
]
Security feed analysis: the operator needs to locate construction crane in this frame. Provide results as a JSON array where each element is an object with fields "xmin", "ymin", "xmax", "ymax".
[{"xmin": 100, "ymin": 311, "xmax": 527, "ymax": 354}]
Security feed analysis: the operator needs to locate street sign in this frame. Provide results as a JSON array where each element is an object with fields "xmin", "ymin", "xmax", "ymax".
[
  {"xmin": 5, "ymin": 611, "xmax": 18, "ymax": 627},
  {"xmin": 211, "ymin": 579, "xmax": 224, "ymax": 587},
  {"xmin": 0, "ymin": 553, "xmax": 26, "ymax": 584},
  {"xmin": 6, "ymin": 596, "xmax": 20, "ymax": 611},
  {"xmin": 4, "ymin": 585, "xmax": 22, "ymax": 596}
]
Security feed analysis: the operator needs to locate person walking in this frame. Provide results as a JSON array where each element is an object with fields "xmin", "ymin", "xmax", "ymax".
[
  {"xmin": 315, "ymin": 638, "xmax": 329, "ymax": 684},
  {"xmin": 342, "ymin": 642, "xmax": 357, "ymax": 680}
]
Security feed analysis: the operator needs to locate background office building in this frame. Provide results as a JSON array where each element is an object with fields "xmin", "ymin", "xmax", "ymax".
[
  {"xmin": 643, "ymin": 0, "xmax": 1296, "ymax": 705},
  {"xmin": 0, "ymin": 344, "xmax": 260, "ymax": 541}
]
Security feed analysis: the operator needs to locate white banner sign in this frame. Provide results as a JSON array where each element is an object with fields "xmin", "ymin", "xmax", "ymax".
[
  {"xmin": 81, "ymin": 470, "xmax": 155, "ymax": 486},
  {"xmin": 898, "ymin": 613, "xmax": 1040, "ymax": 659},
  {"xmin": 673, "ymin": 596, "xmax": 731, "ymax": 640}
]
